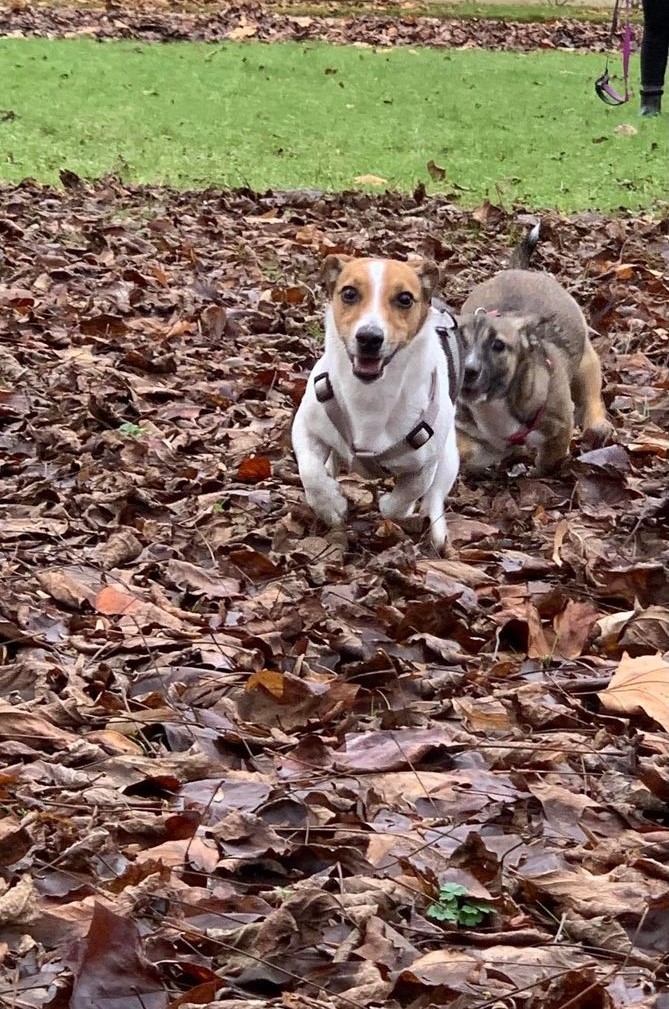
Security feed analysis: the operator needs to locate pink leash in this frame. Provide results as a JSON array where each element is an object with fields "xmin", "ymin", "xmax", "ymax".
[{"xmin": 595, "ymin": 0, "xmax": 634, "ymax": 106}]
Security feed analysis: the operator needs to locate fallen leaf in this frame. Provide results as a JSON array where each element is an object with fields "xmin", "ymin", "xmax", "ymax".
[
  {"xmin": 237, "ymin": 456, "xmax": 272, "ymax": 482},
  {"xmin": 426, "ymin": 159, "xmax": 446, "ymax": 181},
  {"xmin": 619, "ymin": 606, "xmax": 669, "ymax": 655},
  {"xmin": 553, "ymin": 600, "xmax": 599, "ymax": 659},
  {"xmin": 598, "ymin": 652, "xmax": 669, "ymax": 730},
  {"xmin": 227, "ymin": 23, "xmax": 258, "ymax": 39},
  {"xmin": 0, "ymin": 875, "xmax": 38, "ymax": 925},
  {"xmin": 353, "ymin": 174, "xmax": 388, "ymax": 186},
  {"xmin": 71, "ymin": 902, "xmax": 169, "ymax": 1009},
  {"xmin": 614, "ymin": 123, "xmax": 638, "ymax": 135}
]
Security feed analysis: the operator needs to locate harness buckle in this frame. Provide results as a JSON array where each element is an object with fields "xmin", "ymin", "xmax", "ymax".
[
  {"xmin": 406, "ymin": 421, "xmax": 434, "ymax": 450},
  {"xmin": 314, "ymin": 372, "xmax": 334, "ymax": 403}
]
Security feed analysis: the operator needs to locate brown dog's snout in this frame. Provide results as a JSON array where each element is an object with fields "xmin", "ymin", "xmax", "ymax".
[
  {"xmin": 463, "ymin": 363, "xmax": 480, "ymax": 387},
  {"xmin": 356, "ymin": 326, "xmax": 384, "ymax": 357}
]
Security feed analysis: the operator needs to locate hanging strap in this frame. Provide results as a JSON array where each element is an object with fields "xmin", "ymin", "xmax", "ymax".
[{"xmin": 595, "ymin": 0, "xmax": 633, "ymax": 105}]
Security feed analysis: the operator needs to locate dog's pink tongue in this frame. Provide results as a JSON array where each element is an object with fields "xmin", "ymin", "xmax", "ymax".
[{"xmin": 354, "ymin": 357, "xmax": 383, "ymax": 377}]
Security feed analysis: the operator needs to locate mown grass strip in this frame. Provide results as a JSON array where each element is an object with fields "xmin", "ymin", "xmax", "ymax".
[{"xmin": 0, "ymin": 38, "xmax": 664, "ymax": 211}]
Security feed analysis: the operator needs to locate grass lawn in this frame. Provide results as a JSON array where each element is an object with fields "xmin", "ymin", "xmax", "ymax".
[
  {"xmin": 0, "ymin": 37, "xmax": 664, "ymax": 211},
  {"xmin": 283, "ymin": 3, "xmax": 621, "ymax": 22}
]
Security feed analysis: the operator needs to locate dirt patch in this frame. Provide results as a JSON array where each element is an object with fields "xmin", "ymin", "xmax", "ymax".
[{"xmin": 0, "ymin": 176, "xmax": 668, "ymax": 1007}]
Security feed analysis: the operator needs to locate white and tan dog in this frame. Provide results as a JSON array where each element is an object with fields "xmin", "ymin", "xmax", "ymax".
[{"xmin": 291, "ymin": 255, "xmax": 463, "ymax": 552}]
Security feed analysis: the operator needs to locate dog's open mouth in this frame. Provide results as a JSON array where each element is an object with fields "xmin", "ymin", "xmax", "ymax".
[{"xmin": 352, "ymin": 356, "xmax": 385, "ymax": 382}]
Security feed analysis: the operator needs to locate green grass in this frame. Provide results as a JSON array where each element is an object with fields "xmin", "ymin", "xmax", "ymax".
[
  {"xmin": 283, "ymin": 3, "xmax": 620, "ymax": 23},
  {"xmin": 0, "ymin": 38, "xmax": 665, "ymax": 211}
]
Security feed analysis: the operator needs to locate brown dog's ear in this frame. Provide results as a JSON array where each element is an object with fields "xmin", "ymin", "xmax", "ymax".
[
  {"xmin": 518, "ymin": 313, "xmax": 557, "ymax": 350},
  {"xmin": 319, "ymin": 254, "xmax": 351, "ymax": 296},
  {"xmin": 415, "ymin": 258, "xmax": 440, "ymax": 302}
]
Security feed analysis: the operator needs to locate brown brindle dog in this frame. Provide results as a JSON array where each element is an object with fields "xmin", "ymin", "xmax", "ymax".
[{"xmin": 456, "ymin": 225, "xmax": 612, "ymax": 475}]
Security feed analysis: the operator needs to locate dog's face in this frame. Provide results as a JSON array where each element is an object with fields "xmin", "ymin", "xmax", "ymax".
[
  {"xmin": 458, "ymin": 313, "xmax": 548, "ymax": 403},
  {"xmin": 320, "ymin": 255, "xmax": 439, "ymax": 383}
]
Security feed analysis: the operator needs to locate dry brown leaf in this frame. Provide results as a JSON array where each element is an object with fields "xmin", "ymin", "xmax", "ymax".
[
  {"xmin": 94, "ymin": 585, "xmax": 183, "ymax": 631},
  {"xmin": 426, "ymin": 159, "xmax": 446, "ymax": 181},
  {"xmin": 237, "ymin": 455, "xmax": 271, "ymax": 482},
  {"xmin": 246, "ymin": 669, "xmax": 286, "ymax": 697},
  {"xmin": 0, "ymin": 875, "xmax": 39, "ymax": 925},
  {"xmin": 598, "ymin": 652, "xmax": 669, "ymax": 729},
  {"xmin": 353, "ymin": 174, "xmax": 388, "ymax": 186},
  {"xmin": 628, "ymin": 435, "xmax": 669, "ymax": 456},
  {"xmin": 227, "ymin": 23, "xmax": 258, "ymax": 39},
  {"xmin": 553, "ymin": 599, "xmax": 599, "ymax": 659},
  {"xmin": 399, "ymin": 948, "xmax": 481, "ymax": 988}
]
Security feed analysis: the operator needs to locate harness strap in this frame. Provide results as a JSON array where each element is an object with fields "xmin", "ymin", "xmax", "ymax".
[
  {"xmin": 314, "ymin": 368, "xmax": 440, "ymax": 477},
  {"xmin": 435, "ymin": 322, "xmax": 465, "ymax": 405}
]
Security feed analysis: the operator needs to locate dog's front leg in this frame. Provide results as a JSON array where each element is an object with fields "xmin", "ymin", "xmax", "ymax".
[
  {"xmin": 292, "ymin": 420, "xmax": 348, "ymax": 528},
  {"xmin": 379, "ymin": 464, "xmax": 435, "ymax": 523},
  {"xmin": 421, "ymin": 429, "xmax": 460, "ymax": 552}
]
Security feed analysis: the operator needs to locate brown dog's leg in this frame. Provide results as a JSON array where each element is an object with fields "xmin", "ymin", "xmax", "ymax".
[
  {"xmin": 535, "ymin": 410, "xmax": 574, "ymax": 475},
  {"xmin": 456, "ymin": 428, "xmax": 501, "ymax": 472},
  {"xmin": 573, "ymin": 340, "xmax": 613, "ymax": 446}
]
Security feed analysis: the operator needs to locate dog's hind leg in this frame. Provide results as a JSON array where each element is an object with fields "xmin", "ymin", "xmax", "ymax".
[
  {"xmin": 420, "ymin": 429, "xmax": 460, "ymax": 553},
  {"xmin": 573, "ymin": 339, "xmax": 613, "ymax": 447}
]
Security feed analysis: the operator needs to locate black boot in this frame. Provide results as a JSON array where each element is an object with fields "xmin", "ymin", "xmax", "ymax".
[{"xmin": 640, "ymin": 87, "xmax": 662, "ymax": 116}]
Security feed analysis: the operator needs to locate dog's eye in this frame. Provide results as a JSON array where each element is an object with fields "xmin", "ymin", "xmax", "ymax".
[
  {"xmin": 395, "ymin": 291, "xmax": 415, "ymax": 309},
  {"xmin": 491, "ymin": 338, "xmax": 506, "ymax": 353},
  {"xmin": 340, "ymin": 286, "xmax": 359, "ymax": 304}
]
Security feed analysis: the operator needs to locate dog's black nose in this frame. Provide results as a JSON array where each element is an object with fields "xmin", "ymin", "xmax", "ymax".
[
  {"xmin": 355, "ymin": 327, "xmax": 384, "ymax": 355},
  {"xmin": 463, "ymin": 365, "xmax": 479, "ymax": 386}
]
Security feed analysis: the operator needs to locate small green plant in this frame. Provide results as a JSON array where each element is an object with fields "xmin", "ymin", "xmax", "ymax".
[
  {"xmin": 118, "ymin": 422, "xmax": 146, "ymax": 439},
  {"xmin": 427, "ymin": 883, "xmax": 493, "ymax": 927}
]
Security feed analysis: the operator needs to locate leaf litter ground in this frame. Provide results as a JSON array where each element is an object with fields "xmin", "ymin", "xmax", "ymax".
[
  {"xmin": 2, "ymin": 1, "xmax": 616, "ymax": 50},
  {"xmin": 1, "ymin": 177, "xmax": 669, "ymax": 1008}
]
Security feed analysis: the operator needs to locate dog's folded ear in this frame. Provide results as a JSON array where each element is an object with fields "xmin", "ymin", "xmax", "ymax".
[
  {"xmin": 319, "ymin": 254, "xmax": 352, "ymax": 296},
  {"xmin": 518, "ymin": 313, "xmax": 559, "ymax": 349},
  {"xmin": 415, "ymin": 258, "xmax": 440, "ymax": 302}
]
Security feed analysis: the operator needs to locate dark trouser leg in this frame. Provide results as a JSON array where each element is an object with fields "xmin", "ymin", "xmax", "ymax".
[{"xmin": 641, "ymin": 0, "xmax": 669, "ymax": 113}]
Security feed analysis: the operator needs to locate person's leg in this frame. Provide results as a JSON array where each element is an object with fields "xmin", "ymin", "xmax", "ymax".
[{"xmin": 640, "ymin": 0, "xmax": 669, "ymax": 115}]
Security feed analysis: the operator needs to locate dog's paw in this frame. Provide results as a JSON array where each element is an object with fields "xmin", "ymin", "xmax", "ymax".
[
  {"xmin": 582, "ymin": 419, "xmax": 615, "ymax": 449},
  {"xmin": 305, "ymin": 486, "xmax": 348, "ymax": 527},
  {"xmin": 379, "ymin": 492, "xmax": 416, "ymax": 522}
]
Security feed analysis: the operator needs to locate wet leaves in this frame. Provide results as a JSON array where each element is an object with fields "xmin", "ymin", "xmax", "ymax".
[{"xmin": 0, "ymin": 178, "xmax": 668, "ymax": 1008}]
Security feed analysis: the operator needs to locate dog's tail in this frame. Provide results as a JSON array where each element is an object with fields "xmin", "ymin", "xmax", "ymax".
[{"xmin": 509, "ymin": 222, "xmax": 541, "ymax": 270}]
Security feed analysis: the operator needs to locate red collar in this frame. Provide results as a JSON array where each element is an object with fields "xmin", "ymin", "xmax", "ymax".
[{"xmin": 506, "ymin": 403, "xmax": 546, "ymax": 446}]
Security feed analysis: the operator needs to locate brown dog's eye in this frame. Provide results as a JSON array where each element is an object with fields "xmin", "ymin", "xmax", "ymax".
[
  {"xmin": 491, "ymin": 338, "xmax": 506, "ymax": 352},
  {"xmin": 395, "ymin": 291, "xmax": 415, "ymax": 309},
  {"xmin": 340, "ymin": 286, "xmax": 359, "ymax": 304}
]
